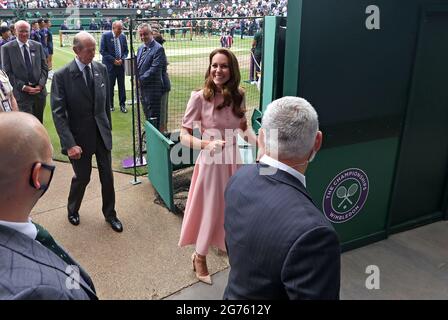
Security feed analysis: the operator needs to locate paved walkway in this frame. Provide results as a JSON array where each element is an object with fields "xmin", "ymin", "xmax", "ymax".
[
  {"xmin": 33, "ymin": 161, "xmax": 448, "ymax": 299},
  {"xmin": 168, "ymin": 220, "xmax": 448, "ymax": 300},
  {"xmin": 32, "ymin": 161, "xmax": 228, "ymax": 300}
]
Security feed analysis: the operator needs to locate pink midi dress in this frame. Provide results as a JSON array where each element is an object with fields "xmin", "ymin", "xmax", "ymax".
[{"xmin": 178, "ymin": 90, "xmax": 246, "ymax": 255}]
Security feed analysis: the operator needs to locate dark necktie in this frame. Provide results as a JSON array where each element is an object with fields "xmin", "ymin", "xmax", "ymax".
[
  {"xmin": 137, "ymin": 46, "xmax": 148, "ymax": 70},
  {"xmin": 22, "ymin": 45, "xmax": 34, "ymax": 84},
  {"xmin": 33, "ymin": 222, "xmax": 77, "ymax": 267},
  {"xmin": 84, "ymin": 65, "xmax": 95, "ymax": 98}
]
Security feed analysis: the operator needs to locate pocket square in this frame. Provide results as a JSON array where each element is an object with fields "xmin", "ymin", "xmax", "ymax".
[{"xmin": 100, "ymin": 83, "xmax": 105, "ymax": 87}]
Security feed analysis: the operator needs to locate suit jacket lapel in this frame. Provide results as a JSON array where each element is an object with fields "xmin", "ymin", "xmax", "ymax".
[
  {"xmin": 69, "ymin": 59, "xmax": 93, "ymax": 102},
  {"xmin": 91, "ymin": 62, "xmax": 101, "ymax": 109},
  {"xmin": 29, "ymin": 42, "xmax": 38, "ymax": 69},
  {"xmin": 137, "ymin": 45, "xmax": 143, "ymax": 64},
  {"xmin": 141, "ymin": 41, "xmax": 155, "ymax": 66},
  {"xmin": 119, "ymin": 35, "xmax": 124, "ymax": 53},
  {"xmin": 14, "ymin": 41, "xmax": 27, "ymax": 71},
  {"xmin": 143, "ymin": 45, "xmax": 153, "ymax": 67},
  {"xmin": 259, "ymin": 163, "xmax": 316, "ymax": 205},
  {"xmin": 0, "ymin": 225, "xmax": 97, "ymax": 299},
  {"xmin": 146, "ymin": 41, "xmax": 155, "ymax": 64}
]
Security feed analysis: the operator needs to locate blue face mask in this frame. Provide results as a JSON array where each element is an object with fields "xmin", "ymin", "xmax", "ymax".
[{"xmin": 29, "ymin": 162, "xmax": 55, "ymax": 197}]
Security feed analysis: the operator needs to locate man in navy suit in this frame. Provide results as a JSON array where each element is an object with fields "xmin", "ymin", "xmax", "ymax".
[
  {"xmin": 136, "ymin": 23, "xmax": 167, "ymax": 130},
  {"xmin": 0, "ymin": 112, "xmax": 97, "ymax": 300},
  {"xmin": 224, "ymin": 96, "xmax": 341, "ymax": 300},
  {"xmin": 102, "ymin": 19, "xmax": 112, "ymax": 31},
  {"xmin": 89, "ymin": 19, "xmax": 99, "ymax": 31},
  {"xmin": 60, "ymin": 20, "xmax": 69, "ymax": 31},
  {"xmin": 100, "ymin": 20, "xmax": 128, "ymax": 113},
  {"xmin": 37, "ymin": 19, "xmax": 49, "ymax": 58}
]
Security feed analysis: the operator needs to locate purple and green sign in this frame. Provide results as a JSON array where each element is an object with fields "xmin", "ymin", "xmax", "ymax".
[{"xmin": 323, "ymin": 168, "xmax": 369, "ymax": 223}]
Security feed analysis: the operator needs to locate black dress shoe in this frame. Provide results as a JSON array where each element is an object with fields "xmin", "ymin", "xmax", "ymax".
[
  {"xmin": 106, "ymin": 217, "xmax": 123, "ymax": 232},
  {"xmin": 68, "ymin": 212, "xmax": 80, "ymax": 226},
  {"xmin": 120, "ymin": 105, "xmax": 128, "ymax": 113}
]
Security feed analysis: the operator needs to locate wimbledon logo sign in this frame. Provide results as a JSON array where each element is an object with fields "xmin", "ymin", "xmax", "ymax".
[{"xmin": 322, "ymin": 168, "xmax": 369, "ymax": 223}]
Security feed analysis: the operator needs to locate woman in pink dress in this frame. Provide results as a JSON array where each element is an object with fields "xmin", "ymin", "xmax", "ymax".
[{"xmin": 178, "ymin": 48, "xmax": 257, "ymax": 284}]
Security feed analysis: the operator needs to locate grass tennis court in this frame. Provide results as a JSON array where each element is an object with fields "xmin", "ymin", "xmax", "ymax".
[{"xmin": 44, "ymin": 33, "xmax": 260, "ymax": 174}]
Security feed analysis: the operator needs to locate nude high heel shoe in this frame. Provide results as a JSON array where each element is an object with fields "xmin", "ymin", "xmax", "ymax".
[{"xmin": 191, "ymin": 252, "xmax": 212, "ymax": 285}]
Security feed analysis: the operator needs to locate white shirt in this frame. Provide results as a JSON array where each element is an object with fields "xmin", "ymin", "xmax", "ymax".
[
  {"xmin": 16, "ymin": 38, "xmax": 32, "ymax": 66},
  {"xmin": 75, "ymin": 57, "xmax": 93, "ymax": 86},
  {"xmin": 0, "ymin": 218, "xmax": 37, "ymax": 240},
  {"xmin": 259, "ymin": 154, "xmax": 306, "ymax": 187}
]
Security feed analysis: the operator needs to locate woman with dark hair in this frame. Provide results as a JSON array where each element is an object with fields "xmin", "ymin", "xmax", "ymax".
[
  {"xmin": 178, "ymin": 48, "xmax": 257, "ymax": 284},
  {"xmin": 0, "ymin": 26, "xmax": 11, "ymax": 48}
]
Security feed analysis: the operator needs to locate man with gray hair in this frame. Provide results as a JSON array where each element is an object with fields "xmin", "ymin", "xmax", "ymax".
[
  {"xmin": 100, "ymin": 20, "xmax": 128, "ymax": 113},
  {"xmin": 136, "ymin": 23, "xmax": 167, "ymax": 130},
  {"xmin": 51, "ymin": 31, "xmax": 123, "ymax": 233},
  {"xmin": 1, "ymin": 20, "xmax": 48, "ymax": 123},
  {"xmin": 224, "ymin": 96, "xmax": 341, "ymax": 299},
  {"xmin": 0, "ymin": 112, "xmax": 97, "ymax": 300}
]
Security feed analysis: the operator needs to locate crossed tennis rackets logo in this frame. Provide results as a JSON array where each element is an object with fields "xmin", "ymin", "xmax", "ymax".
[{"xmin": 322, "ymin": 168, "xmax": 370, "ymax": 223}]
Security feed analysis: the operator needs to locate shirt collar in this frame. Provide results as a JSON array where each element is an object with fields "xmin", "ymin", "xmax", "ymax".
[
  {"xmin": 17, "ymin": 38, "xmax": 29, "ymax": 48},
  {"xmin": 75, "ymin": 57, "xmax": 92, "ymax": 72},
  {"xmin": 0, "ymin": 218, "xmax": 37, "ymax": 240},
  {"xmin": 259, "ymin": 154, "xmax": 306, "ymax": 187}
]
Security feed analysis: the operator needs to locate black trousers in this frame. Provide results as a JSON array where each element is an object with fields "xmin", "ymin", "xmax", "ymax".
[{"xmin": 67, "ymin": 131, "xmax": 116, "ymax": 220}]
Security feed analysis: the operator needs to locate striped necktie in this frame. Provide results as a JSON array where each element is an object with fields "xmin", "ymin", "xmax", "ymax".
[
  {"xmin": 137, "ymin": 46, "xmax": 148, "ymax": 70},
  {"xmin": 114, "ymin": 37, "xmax": 121, "ymax": 59}
]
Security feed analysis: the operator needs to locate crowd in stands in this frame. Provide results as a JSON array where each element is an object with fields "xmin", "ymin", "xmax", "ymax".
[{"xmin": 4, "ymin": 0, "xmax": 287, "ymax": 17}]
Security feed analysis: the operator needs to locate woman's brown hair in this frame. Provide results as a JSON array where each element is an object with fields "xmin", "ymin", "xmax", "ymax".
[{"xmin": 203, "ymin": 48, "xmax": 246, "ymax": 118}]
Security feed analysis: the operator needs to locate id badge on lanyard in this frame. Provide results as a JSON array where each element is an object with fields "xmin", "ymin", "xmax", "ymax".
[
  {"xmin": 1, "ymin": 99, "xmax": 12, "ymax": 112},
  {"xmin": 0, "ymin": 76, "xmax": 12, "ymax": 112}
]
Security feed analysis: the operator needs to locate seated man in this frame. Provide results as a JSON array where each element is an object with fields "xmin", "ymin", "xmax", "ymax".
[{"xmin": 0, "ymin": 112, "xmax": 97, "ymax": 300}]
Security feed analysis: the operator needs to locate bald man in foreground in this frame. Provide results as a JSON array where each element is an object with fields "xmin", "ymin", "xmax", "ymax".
[
  {"xmin": 0, "ymin": 112, "xmax": 97, "ymax": 300},
  {"xmin": 51, "ymin": 31, "xmax": 123, "ymax": 232}
]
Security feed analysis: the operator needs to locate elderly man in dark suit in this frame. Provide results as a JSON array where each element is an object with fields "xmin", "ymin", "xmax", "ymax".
[
  {"xmin": 136, "ymin": 23, "xmax": 166, "ymax": 130},
  {"xmin": 1, "ymin": 20, "xmax": 48, "ymax": 123},
  {"xmin": 100, "ymin": 20, "xmax": 129, "ymax": 113},
  {"xmin": 0, "ymin": 112, "xmax": 97, "ymax": 300},
  {"xmin": 224, "ymin": 96, "xmax": 341, "ymax": 300},
  {"xmin": 51, "ymin": 31, "xmax": 123, "ymax": 233}
]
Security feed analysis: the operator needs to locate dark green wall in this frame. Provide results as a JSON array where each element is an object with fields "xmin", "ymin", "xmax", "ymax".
[
  {"xmin": 281, "ymin": 0, "xmax": 448, "ymax": 249},
  {"xmin": 285, "ymin": 0, "xmax": 430, "ymax": 145},
  {"xmin": 388, "ymin": 5, "xmax": 448, "ymax": 232}
]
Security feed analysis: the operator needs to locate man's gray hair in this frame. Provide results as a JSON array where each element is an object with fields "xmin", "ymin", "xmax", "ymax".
[
  {"xmin": 138, "ymin": 23, "xmax": 152, "ymax": 32},
  {"xmin": 112, "ymin": 20, "xmax": 123, "ymax": 28},
  {"xmin": 262, "ymin": 96, "xmax": 319, "ymax": 159},
  {"xmin": 73, "ymin": 31, "xmax": 96, "ymax": 49},
  {"xmin": 15, "ymin": 20, "xmax": 30, "ymax": 31}
]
